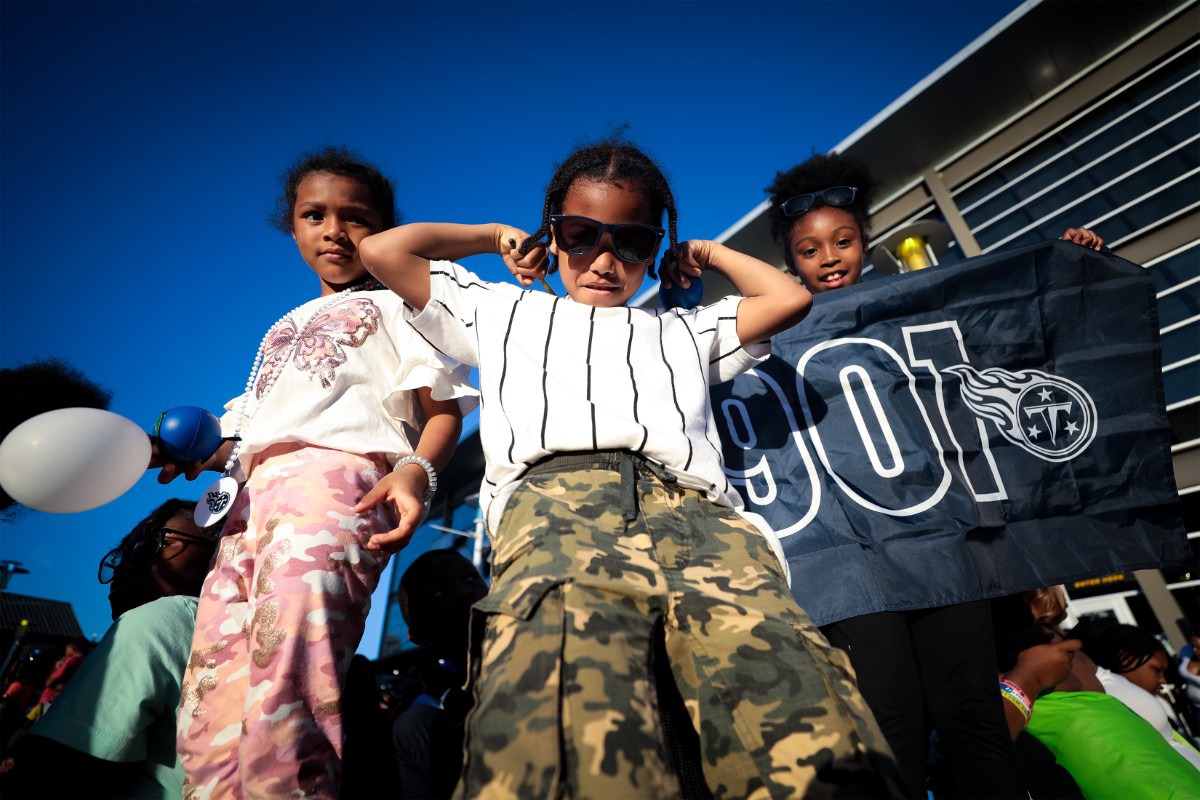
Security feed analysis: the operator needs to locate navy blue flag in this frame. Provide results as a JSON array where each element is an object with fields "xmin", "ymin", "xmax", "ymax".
[{"xmin": 714, "ymin": 240, "xmax": 1190, "ymax": 627}]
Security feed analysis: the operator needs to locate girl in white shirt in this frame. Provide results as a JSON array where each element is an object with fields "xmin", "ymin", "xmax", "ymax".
[
  {"xmin": 158, "ymin": 147, "xmax": 475, "ymax": 799},
  {"xmin": 1090, "ymin": 623, "xmax": 1200, "ymax": 770}
]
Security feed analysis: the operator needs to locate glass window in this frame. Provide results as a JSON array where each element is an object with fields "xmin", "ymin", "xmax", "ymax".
[
  {"xmin": 1163, "ymin": 362, "xmax": 1200, "ymax": 406},
  {"xmin": 1150, "ymin": 243, "xmax": 1200, "ymax": 294},
  {"xmin": 955, "ymin": 48, "xmax": 1200, "ymax": 253},
  {"xmin": 1161, "ymin": 322, "xmax": 1200, "ymax": 371},
  {"xmin": 1156, "ymin": 281, "xmax": 1200, "ymax": 330}
]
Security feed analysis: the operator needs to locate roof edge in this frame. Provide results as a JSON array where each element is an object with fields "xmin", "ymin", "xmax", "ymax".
[
  {"xmin": 833, "ymin": 0, "xmax": 1041, "ymax": 153},
  {"xmin": 712, "ymin": 0, "xmax": 1039, "ymax": 247}
]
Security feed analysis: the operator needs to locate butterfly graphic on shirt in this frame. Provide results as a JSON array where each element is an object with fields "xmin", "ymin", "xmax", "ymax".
[{"xmin": 256, "ymin": 298, "xmax": 382, "ymax": 396}]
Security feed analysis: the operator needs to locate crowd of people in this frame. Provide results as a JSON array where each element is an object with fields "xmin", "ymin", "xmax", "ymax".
[{"xmin": 0, "ymin": 139, "xmax": 1195, "ymax": 800}]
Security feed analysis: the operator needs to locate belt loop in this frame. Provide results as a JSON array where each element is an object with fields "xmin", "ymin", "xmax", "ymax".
[
  {"xmin": 640, "ymin": 458, "xmax": 678, "ymax": 485},
  {"xmin": 619, "ymin": 452, "xmax": 638, "ymax": 523}
]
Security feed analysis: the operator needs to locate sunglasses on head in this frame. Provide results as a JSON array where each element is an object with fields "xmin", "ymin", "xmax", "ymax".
[
  {"xmin": 549, "ymin": 215, "xmax": 664, "ymax": 264},
  {"xmin": 98, "ymin": 526, "xmax": 214, "ymax": 585},
  {"xmin": 780, "ymin": 186, "xmax": 858, "ymax": 217}
]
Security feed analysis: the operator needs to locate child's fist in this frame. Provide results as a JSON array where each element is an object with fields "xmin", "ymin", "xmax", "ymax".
[
  {"xmin": 659, "ymin": 240, "xmax": 710, "ymax": 289},
  {"xmin": 497, "ymin": 226, "xmax": 548, "ymax": 287},
  {"xmin": 1061, "ymin": 226, "xmax": 1104, "ymax": 250}
]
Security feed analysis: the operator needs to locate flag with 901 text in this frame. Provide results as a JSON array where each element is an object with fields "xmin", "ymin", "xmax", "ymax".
[{"xmin": 714, "ymin": 240, "xmax": 1189, "ymax": 626}]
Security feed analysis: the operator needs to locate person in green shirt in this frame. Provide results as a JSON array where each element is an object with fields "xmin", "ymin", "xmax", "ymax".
[{"xmin": 2, "ymin": 498, "xmax": 217, "ymax": 799}]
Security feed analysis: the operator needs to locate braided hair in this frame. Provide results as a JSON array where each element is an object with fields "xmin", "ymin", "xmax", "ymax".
[
  {"xmin": 1088, "ymin": 624, "xmax": 1167, "ymax": 676},
  {"xmin": 521, "ymin": 138, "xmax": 677, "ymax": 279},
  {"xmin": 764, "ymin": 152, "xmax": 880, "ymax": 262},
  {"xmin": 270, "ymin": 145, "xmax": 398, "ymax": 234}
]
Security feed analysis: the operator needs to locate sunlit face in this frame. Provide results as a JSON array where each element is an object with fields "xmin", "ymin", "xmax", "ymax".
[
  {"xmin": 551, "ymin": 179, "xmax": 658, "ymax": 308},
  {"xmin": 108, "ymin": 513, "xmax": 215, "ymax": 620},
  {"xmin": 786, "ymin": 206, "xmax": 866, "ymax": 294},
  {"xmin": 291, "ymin": 172, "xmax": 384, "ymax": 296},
  {"xmin": 1124, "ymin": 649, "xmax": 1169, "ymax": 694}
]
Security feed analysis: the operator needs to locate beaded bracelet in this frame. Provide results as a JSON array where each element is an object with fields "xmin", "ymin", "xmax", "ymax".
[
  {"xmin": 393, "ymin": 454, "xmax": 438, "ymax": 502},
  {"xmin": 999, "ymin": 679, "xmax": 1033, "ymax": 725}
]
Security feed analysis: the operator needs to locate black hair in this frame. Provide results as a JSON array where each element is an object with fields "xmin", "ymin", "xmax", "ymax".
[
  {"xmin": 1, "ymin": 358, "xmax": 112, "ymax": 441},
  {"xmin": 1088, "ymin": 623, "xmax": 1167, "ymax": 676},
  {"xmin": 520, "ymin": 136, "xmax": 677, "ymax": 280},
  {"xmin": 400, "ymin": 548, "xmax": 486, "ymax": 649},
  {"xmin": 765, "ymin": 152, "xmax": 880, "ymax": 267},
  {"xmin": 0, "ymin": 359, "xmax": 113, "ymax": 516},
  {"xmin": 991, "ymin": 592, "xmax": 1055, "ymax": 672},
  {"xmin": 269, "ymin": 145, "xmax": 397, "ymax": 234},
  {"xmin": 104, "ymin": 498, "xmax": 218, "ymax": 577}
]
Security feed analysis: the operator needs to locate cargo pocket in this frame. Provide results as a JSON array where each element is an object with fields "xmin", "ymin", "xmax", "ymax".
[{"xmin": 460, "ymin": 576, "xmax": 568, "ymax": 799}]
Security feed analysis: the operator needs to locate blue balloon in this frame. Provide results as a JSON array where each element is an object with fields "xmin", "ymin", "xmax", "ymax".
[
  {"xmin": 154, "ymin": 406, "xmax": 222, "ymax": 463},
  {"xmin": 659, "ymin": 277, "xmax": 704, "ymax": 310}
]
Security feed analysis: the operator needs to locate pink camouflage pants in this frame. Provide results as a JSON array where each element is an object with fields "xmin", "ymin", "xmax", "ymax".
[{"xmin": 177, "ymin": 444, "xmax": 391, "ymax": 799}]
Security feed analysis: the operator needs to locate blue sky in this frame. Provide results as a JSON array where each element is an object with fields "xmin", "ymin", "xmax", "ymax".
[{"xmin": 0, "ymin": 0, "xmax": 1021, "ymax": 650}]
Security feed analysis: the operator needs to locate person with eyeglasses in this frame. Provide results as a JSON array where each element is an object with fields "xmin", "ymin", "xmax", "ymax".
[
  {"xmin": 762, "ymin": 152, "xmax": 1104, "ymax": 799},
  {"xmin": 1, "ymin": 499, "xmax": 216, "ymax": 799},
  {"xmin": 360, "ymin": 138, "xmax": 904, "ymax": 799}
]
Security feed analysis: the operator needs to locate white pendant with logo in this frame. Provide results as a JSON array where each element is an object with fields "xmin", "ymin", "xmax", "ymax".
[{"xmin": 195, "ymin": 475, "xmax": 239, "ymax": 527}]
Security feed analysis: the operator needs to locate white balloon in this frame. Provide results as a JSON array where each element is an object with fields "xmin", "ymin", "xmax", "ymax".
[{"xmin": 0, "ymin": 408, "xmax": 151, "ymax": 514}]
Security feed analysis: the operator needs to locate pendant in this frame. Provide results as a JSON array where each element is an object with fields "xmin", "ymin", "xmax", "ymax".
[{"xmin": 195, "ymin": 475, "xmax": 239, "ymax": 527}]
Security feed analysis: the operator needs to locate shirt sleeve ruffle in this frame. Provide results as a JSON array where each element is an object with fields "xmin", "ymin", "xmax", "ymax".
[
  {"xmin": 218, "ymin": 394, "xmax": 244, "ymax": 438},
  {"xmin": 383, "ymin": 352, "xmax": 480, "ymax": 429}
]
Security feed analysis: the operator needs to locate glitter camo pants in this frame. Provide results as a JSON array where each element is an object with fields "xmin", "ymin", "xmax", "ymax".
[
  {"xmin": 459, "ymin": 451, "xmax": 901, "ymax": 800},
  {"xmin": 177, "ymin": 444, "xmax": 391, "ymax": 800}
]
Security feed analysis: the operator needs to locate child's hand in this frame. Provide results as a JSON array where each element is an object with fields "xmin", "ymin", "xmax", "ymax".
[
  {"xmin": 1006, "ymin": 637, "xmax": 1082, "ymax": 695},
  {"xmin": 354, "ymin": 469, "xmax": 428, "ymax": 554},
  {"xmin": 148, "ymin": 438, "xmax": 205, "ymax": 484},
  {"xmin": 149, "ymin": 438, "xmax": 232, "ymax": 484},
  {"xmin": 1061, "ymin": 226, "xmax": 1104, "ymax": 250},
  {"xmin": 496, "ymin": 226, "xmax": 548, "ymax": 288},
  {"xmin": 659, "ymin": 240, "xmax": 712, "ymax": 289}
]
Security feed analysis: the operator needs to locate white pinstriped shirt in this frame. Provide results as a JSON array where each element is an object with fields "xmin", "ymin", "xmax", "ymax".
[{"xmin": 407, "ymin": 261, "xmax": 774, "ymax": 539}]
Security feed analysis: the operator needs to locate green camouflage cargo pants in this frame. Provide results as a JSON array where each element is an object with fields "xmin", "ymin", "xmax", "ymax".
[{"xmin": 458, "ymin": 451, "xmax": 900, "ymax": 799}]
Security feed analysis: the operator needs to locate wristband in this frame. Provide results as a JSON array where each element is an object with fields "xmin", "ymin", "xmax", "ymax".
[
  {"xmin": 393, "ymin": 455, "xmax": 437, "ymax": 502},
  {"xmin": 999, "ymin": 679, "xmax": 1032, "ymax": 725}
]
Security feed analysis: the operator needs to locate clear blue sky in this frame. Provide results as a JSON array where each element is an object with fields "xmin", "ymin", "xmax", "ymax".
[{"xmin": 0, "ymin": 0, "xmax": 1021, "ymax": 649}]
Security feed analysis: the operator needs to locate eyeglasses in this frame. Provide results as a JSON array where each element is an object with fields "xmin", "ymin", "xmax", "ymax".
[
  {"xmin": 780, "ymin": 186, "xmax": 858, "ymax": 217},
  {"xmin": 98, "ymin": 527, "xmax": 215, "ymax": 585},
  {"xmin": 549, "ymin": 215, "xmax": 664, "ymax": 264}
]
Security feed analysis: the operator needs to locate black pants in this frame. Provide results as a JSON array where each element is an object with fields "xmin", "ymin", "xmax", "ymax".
[{"xmin": 821, "ymin": 600, "xmax": 1025, "ymax": 799}]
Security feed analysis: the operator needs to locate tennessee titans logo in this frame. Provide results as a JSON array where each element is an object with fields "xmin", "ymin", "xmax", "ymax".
[
  {"xmin": 205, "ymin": 489, "xmax": 231, "ymax": 515},
  {"xmin": 943, "ymin": 365, "xmax": 1097, "ymax": 462}
]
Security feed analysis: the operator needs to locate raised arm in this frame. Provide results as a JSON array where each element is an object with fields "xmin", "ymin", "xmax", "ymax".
[
  {"xmin": 665, "ymin": 240, "xmax": 813, "ymax": 345},
  {"xmin": 359, "ymin": 223, "xmax": 547, "ymax": 310},
  {"xmin": 999, "ymin": 638, "xmax": 1081, "ymax": 739}
]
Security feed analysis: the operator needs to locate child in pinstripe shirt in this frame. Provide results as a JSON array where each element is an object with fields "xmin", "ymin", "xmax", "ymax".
[{"xmin": 362, "ymin": 139, "xmax": 901, "ymax": 799}]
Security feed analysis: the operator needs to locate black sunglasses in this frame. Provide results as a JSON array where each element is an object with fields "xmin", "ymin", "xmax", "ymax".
[
  {"xmin": 780, "ymin": 186, "xmax": 858, "ymax": 217},
  {"xmin": 549, "ymin": 215, "xmax": 664, "ymax": 264},
  {"xmin": 98, "ymin": 526, "xmax": 215, "ymax": 584}
]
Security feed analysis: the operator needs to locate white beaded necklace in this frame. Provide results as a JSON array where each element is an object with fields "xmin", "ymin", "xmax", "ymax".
[{"xmin": 194, "ymin": 281, "xmax": 372, "ymax": 526}]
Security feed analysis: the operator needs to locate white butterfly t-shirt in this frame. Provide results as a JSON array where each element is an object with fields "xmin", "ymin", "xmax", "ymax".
[{"xmin": 219, "ymin": 289, "xmax": 477, "ymax": 479}]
